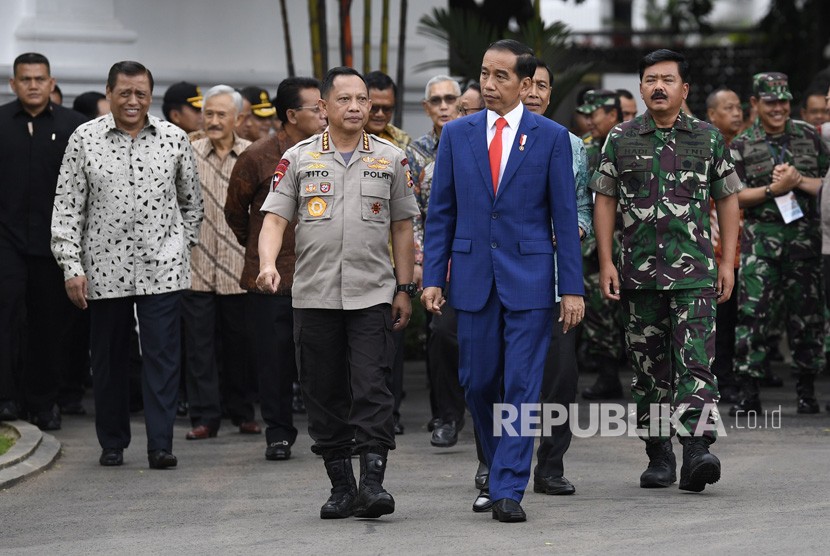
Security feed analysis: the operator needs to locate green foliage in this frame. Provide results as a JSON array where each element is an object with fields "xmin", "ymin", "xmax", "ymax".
[
  {"xmin": 644, "ymin": 0, "xmax": 714, "ymax": 34},
  {"xmin": 416, "ymin": 7, "xmax": 594, "ymax": 114}
]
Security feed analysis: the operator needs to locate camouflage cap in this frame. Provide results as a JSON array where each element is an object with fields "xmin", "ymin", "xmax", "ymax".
[
  {"xmin": 577, "ymin": 89, "xmax": 618, "ymax": 114},
  {"xmin": 752, "ymin": 72, "xmax": 793, "ymax": 102}
]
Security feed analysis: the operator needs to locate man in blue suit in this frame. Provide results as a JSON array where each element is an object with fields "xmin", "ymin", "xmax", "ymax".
[{"xmin": 422, "ymin": 40, "xmax": 585, "ymax": 523}]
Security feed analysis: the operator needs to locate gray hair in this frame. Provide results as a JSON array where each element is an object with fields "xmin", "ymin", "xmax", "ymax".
[
  {"xmin": 203, "ymin": 84, "xmax": 243, "ymax": 114},
  {"xmin": 424, "ymin": 75, "xmax": 461, "ymax": 100}
]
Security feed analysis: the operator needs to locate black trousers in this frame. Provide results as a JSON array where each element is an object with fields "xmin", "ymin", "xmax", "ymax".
[
  {"xmin": 246, "ymin": 293, "xmax": 297, "ymax": 445},
  {"xmin": 294, "ymin": 304, "xmax": 395, "ymax": 458},
  {"xmin": 427, "ymin": 303, "xmax": 466, "ymax": 423},
  {"xmin": 182, "ymin": 291, "xmax": 253, "ymax": 428},
  {"xmin": 712, "ymin": 267, "xmax": 739, "ymax": 383},
  {"xmin": 389, "ymin": 329, "xmax": 405, "ymax": 420},
  {"xmin": 0, "ymin": 239, "xmax": 77, "ymax": 413},
  {"xmin": 90, "ymin": 292, "xmax": 182, "ymax": 453},
  {"xmin": 534, "ymin": 302, "xmax": 579, "ymax": 480}
]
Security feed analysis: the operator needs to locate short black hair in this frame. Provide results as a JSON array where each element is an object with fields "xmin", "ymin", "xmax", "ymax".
[
  {"xmin": 320, "ymin": 66, "xmax": 366, "ymax": 99},
  {"xmin": 365, "ymin": 70, "xmax": 397, "ymax": 97},
  {"xmin": 705, "ymin": 87, "xmax": 736, "ymax": 111},
  {"xmin": 534, "ymin": 59, "xmax": 554, "ymax": 87},
  {"xmin": 638, "ymin": 49, "xmax": 690, "ymax": 83},
  {"xmin": 274, "ymin": 76, "xmax": 322, "ymax": 124},
  {"xmin": 73, "ymin": 91, "xmax": 107, "ymax": 119},
  {"xmin": 801, "ymin": 88, "xmax": 826, "ymax": 108},
  {"xmin": 616, "ymin": 88, "xmax": 634, "ymax": 100},
  {"xmin": 463, "ymin": 82, "xmax": 482, "ymax": 94},
  {"xmin": 486, "ymin": 39, "xmax": 536, "ymax": 80},
  {"xmin": 14, "ymin": 52, "xmax": 50, "ymax": 75},
  {"xmin": 106, "ymin": 61, "xmax": 154, "ymax": 93}
]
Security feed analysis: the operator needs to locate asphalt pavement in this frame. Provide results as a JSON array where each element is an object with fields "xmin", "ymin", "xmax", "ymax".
[{"xmin": 1, "ymin": 360, "xmax": 829, "ymax": 555}]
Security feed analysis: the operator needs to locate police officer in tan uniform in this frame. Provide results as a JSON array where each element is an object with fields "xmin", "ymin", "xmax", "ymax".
[{"xmin": 257, "ymin": 67, "xmax": 419, "ymax": 520}]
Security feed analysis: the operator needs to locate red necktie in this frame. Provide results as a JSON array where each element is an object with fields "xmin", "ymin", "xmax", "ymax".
[{"xmin": 489, "ymin": 117, "xmax": 508, "ymax": 194}]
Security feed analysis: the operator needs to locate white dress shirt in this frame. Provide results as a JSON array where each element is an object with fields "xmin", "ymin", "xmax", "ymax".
[{"xmin": 486, "ymin": 102, "xmax": 524, "ymax": 188}]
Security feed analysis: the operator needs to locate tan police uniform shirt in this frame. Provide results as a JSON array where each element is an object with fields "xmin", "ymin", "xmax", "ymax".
[{"xmin": 260, "ymin": 129, "xmax": 419, "ymax": 310}]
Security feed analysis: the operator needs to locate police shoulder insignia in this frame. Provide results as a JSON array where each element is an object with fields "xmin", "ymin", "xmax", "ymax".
[
  {"xmin": 307, "ymin": 196, "xmax": 327, "ymax": 217},
  {"xmin": 406, "ymin": 169, "xmax": 414, "ymax": 188},
  {"xmin": 272, "ymin": 158, "xmax": 290, "ymax": 190},
  {"xmin": 400, "ymin": 157, "xmax": 409, "ymax": 167}
]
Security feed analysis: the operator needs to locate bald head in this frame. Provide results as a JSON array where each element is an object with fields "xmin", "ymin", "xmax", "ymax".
[{"xmin": 706, "ymin": 88, "xmax": 742, "ymax": 143}]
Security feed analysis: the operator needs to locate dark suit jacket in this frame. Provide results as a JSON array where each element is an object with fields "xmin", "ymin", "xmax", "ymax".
[{"xmin": 423, "ymin": 107, "xmax": 584, "ymax": 311}]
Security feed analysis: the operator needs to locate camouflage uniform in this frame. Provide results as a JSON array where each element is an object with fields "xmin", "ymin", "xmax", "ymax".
[
  {"xmin": 731, "ymin": 93, "xmax": 828, "ymax": 382},
  {"xmin": 590, "ymin": 110, "xmax": 741, "ymax": 442}
]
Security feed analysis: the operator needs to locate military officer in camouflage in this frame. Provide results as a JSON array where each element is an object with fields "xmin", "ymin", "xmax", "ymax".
[
  {"xmin": 577, "ymin": 89, "xmax": 628, "ymax": 400},
  {"xmin": 258, "ymin": 67, "xmax": 419, "ymax": 519},
  {"xmin": 591, "ymin": 49, "xmax": 742, "ymax": 493},
  {"xmin": 730, "ymin": 73, "xmax": 828, "ymax": 416}
]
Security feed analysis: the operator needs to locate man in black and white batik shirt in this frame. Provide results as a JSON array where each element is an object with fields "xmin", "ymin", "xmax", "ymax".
[{"xmin": 51, "ymin": 61, "xmax": 203, "ymax": 470}]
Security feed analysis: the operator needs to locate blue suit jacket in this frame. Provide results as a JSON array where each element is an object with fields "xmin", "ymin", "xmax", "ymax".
[{"xmin": 423, "ymin": 108, "xmax": 584, "ymax": 312}]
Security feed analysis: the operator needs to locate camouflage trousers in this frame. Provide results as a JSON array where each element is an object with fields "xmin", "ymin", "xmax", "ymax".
[
  {"xmin": 621, "ymin": 288, "xmax": 720, "ymax": 443},
  {"xmin": 734, "ymin": 254, "xmax": 824, "ymax": 378},
  {"xmin": 581, "ymin": 236, "xmax": 625, "ymax": 361}
]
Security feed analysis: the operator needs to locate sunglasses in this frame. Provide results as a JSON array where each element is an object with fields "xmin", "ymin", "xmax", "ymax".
[{"xmin": 427, "ymin": 94, "xmax": 459, "ymax": 107}]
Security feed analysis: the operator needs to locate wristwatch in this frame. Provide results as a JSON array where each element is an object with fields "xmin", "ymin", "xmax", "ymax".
[
  {"xmin": 765, "ymin": 185, "xmax": 774, "ymax": 199},
  {"xmin": 395, "ymin": 282, "xmax": 418, "ymax": 297}
]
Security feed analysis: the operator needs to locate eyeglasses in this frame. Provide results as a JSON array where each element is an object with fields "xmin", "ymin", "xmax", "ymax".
[
  {"xmin": 461, "ymin": 105, "xmax": 485, "ymax": 116},
  {"xmin": 369, "ymin": 104, "xmax": 395, "ymax": 114},
  {"xmin": 294, "ymin": 105, "xmax": 321, "ymax": 113},
  {"xmin": 427, "ymin": 94, "xmax": 459, "ymax": 107}
]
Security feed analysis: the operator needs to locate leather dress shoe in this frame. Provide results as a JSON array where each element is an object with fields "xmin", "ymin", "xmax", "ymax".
[
  {"xmin": 393, "ymin": 415, "xmax": 405, "ymax": 435},
  {"xmin": 431, "ymin": 420, "xmax": 461, "ymax": 448},
  {"xmin": 0, "ymin": 400, "xmax": 19, "ymax": 421},
  {"xmin": 186, "ymin": 425, "xmax": 217, "ymax": 440},
  {"xmin": 533, "ymin": 475, "xmax": 575, "ymax": 495},
  {"xmin": 472, "ymin": 489, "xmax": 493, "ymax": 512},
  {"xmin": 474, "ymin": 461, "xmax": 489, "ymax": 490},
  {"xmin": 265, "ymin": 441, "xmax": 291, "ymax": 460},
  {"xmin": 30, "ymin": 407, "xmax": 61, "ymax": 431},
  {"xmin": 491, "ymin": 498, "xmax": 526, "ymax": 523},
  {"xmin": 426, "ymin": 417, "xmax": 442, "ymax": 432},
  {"xmin": 148, "ymin": 449, "xmax": 178, "ymax": 469},
  {"xmin": 238, "ymin": 421, "xmax": 262, "ymax": 434},
  {"xmin": 99, "ymin": 448, "xmax": 123, "ymax": 467}
]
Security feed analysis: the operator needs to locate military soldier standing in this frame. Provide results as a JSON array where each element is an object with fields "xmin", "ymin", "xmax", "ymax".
[
  {"xmin": 257, "ymin": 67, "xmax": 419, "ymax": 519},
  {"xmin": 577, "ymin": 89, "xmax": 627, "ymax": 400},
  {"xmin": 591, "ymin": 49, "xmax": 741, "ymax": 492},
  {"xmin": 730, "ymin": 73, "xmax": 828, "ymax": 415}
]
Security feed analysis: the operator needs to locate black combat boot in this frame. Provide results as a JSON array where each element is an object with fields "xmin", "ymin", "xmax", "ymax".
[
  {"xmin": 678, "ymin": 437, "xmax": 721, "ymax": 492},
  {"xmin": 639, "ymin": 439, "xmax": 676, "ymax": 488},
  {"xmin": 320, "ymin": 456, "xmax": 358, "ymax": 519},
  {"xmin": 729, "ymin": 376, "xmax": 762, "ymax": 416},
  {"xmin": 581, "ymin": 356, "xmax": 624, "ymax": 400},
  {"xmin": 353, "ymin": 450, "xmax": 395, "ymax": 518},
  {"xmin": 796, "ymin": 374, "xmax": 820, "ymax": 414}
]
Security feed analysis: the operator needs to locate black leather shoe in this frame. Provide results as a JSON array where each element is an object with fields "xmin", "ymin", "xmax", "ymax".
[
  {"xmin": 99, "ymin": 448, "xmax": 123, "ymax": 466},
  {"xmin": 729, "ymin": 397, "xmax": 762, "ymax": 417},
  {"xmin": 678, "ymin": 438, "xmax": 720, "ymax": 492},
  {"xmin": 491, "ymin": 498, "xmax": 526, "ymax": 523},
  {"xmin": 797, "ymin": 397, "xmax": 820, "ymax": 414},
  {"xmin": 30, "ymin": 407, "xmax": 61, "ymax": 431},
  {"xmin": 533, "ymin": 475, "xmax": 575, "ymax": 495},
  {"xmin": 431, "ymin": 420, "xmax": 460, "ymax": 447},
  {"xmin": 0, "ymin": 400, "xmax": 19, "ymax": 421},
  {"xmin": 474, "ymin": 461, "xmax": 489, "ymax": 490},
  {"xmin": 426, "ymin": 417, "xmax": 441, "ymax": 432},
  {"xmin": 640, "ymin": 439, "xmax": 676, "ymax": 488},
  {"xmin": 148, "ymin": 449, "xmax": 178, "ymax": 469},
  {"xmin": 265, "ymin": 441, "xmax": 291, "ymax": 460},
  {"xmin": 472, "ymin": 489, "xmax": 492, "ymax": 512}
]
